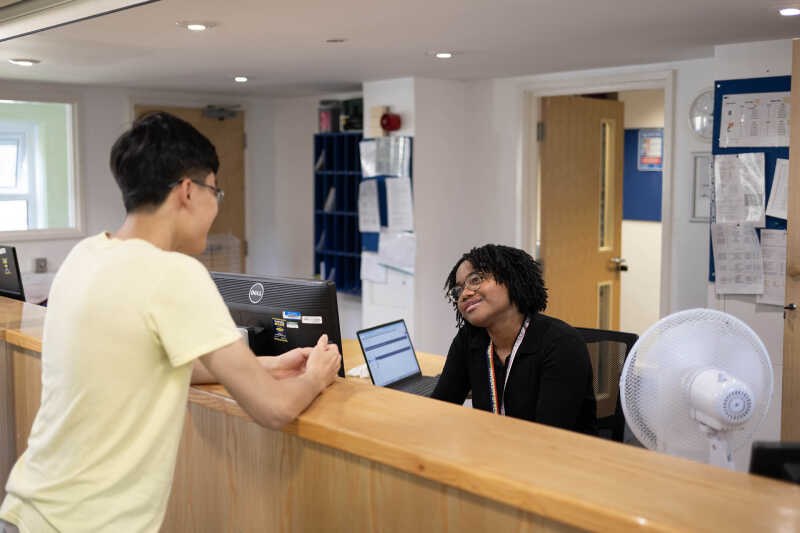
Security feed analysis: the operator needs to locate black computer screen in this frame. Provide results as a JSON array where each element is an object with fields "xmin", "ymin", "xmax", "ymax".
[
  {"xmin": 749, "ymin": 441, "xmax": 800, "ymax": 485},
  {"xmin": 211, "ymin": 271, "xmax": 344, "ymax": 377},
  {"xmin": 0, "ymin": 245, "xmax": 25, "ymax": 302}
]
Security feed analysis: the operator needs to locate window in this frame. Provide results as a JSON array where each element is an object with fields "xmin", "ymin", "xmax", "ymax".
[
  {"xmin": 0, "ymin": 126, "xmax": 38, "ymax": 231},
  {"xmin": 0, "ymin": 99, "xmax": 79, "ymax": 238}
]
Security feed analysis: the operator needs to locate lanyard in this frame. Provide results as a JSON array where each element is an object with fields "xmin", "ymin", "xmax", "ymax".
[{"xmin": 486, "ymin": 316, "xmax": 530, "ymax": 415}]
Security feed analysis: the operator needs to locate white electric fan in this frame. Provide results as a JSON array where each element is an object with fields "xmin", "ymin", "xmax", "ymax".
[{"xmin": 619, "ymin": 308, "xmax": 773, "ymax": 469}]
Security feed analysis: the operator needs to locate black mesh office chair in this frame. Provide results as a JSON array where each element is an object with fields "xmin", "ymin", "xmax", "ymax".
[{"xmin": 575, "ymin": 327, "xmax": 638, "ymax": 443}]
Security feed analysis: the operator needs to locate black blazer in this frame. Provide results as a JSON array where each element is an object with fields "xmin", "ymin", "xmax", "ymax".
[{"xmin": 431, "ymin": 314, "xmax": 598, "ymax": 435}]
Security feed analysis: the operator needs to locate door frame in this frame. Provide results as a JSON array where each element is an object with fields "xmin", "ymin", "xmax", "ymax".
[
  {"xmin": 512, "ymin": 69, "xmax": 675, "ymax": 319},
  {"xmin": 126, "ymin": 93, "xmax": 251, "ymax": 269}
]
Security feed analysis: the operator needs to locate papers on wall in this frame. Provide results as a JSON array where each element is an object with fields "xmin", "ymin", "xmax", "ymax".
[
  {"xmin": 323, "ymin": 187, "xmax": 336, "ymax": 211},
  {"xmin": 765, "ymin": 158, "xmax": 790, "ymax": 220},
  {"xmin": 359, "ymin": 137, "xmax": 412, "ymax": 178},
  {"xmin": 385, "ymin": 176, "xmax": 414, "ymax": 231},
  {"xmin": 377, "ymin": 230, "xmax": 416, "ymax": 275},
  {"xmin": 714, "ymin": 153, "xmax": 765, "ymax": 226},
  {"xmin": 719, "ymin": 92, "xmax": 790, "ymax": 148},
  {"xmin": 711, "ymin": 223, "xmax": 764, "ymax": 295},
  {"xmin": 360, "ymin": 251, "xmax": 388, "ymax": 284},
  {"xmin": 357, "ymin": 180, "xmax": 380, "ymax": 232},
  {"xmin": 757, "ymin": 229, "xmax": 787, "ymax": 306}
]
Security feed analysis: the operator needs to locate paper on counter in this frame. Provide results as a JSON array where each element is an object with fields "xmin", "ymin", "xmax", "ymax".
[
  {"xmin": 385, "ymin": 176, "xmax": 414, "ymax": 231},
  {"xmin": 377, "ymin": 230, "xmax": 416, "ymax": 275},
  {"xmin": 358, "ymin": 180, "xmax": 380, "ymax": 232},
  {"xmin": 714, "ymin": 153, "xmax": 765, "ymax": 226},
  {"xmin": 766, "ymin": 158, "xmax": 789, "ymax": 220},
  {"xmin": 757, "ymin": 229, "xmax": 787, "ymax": 306},
  {"xmin": 711, "ymin": 223, "xmax": 764, "ymax": 295},
  {"xmin": 360, "ymin": 251, "xmax": 387, "ymax": 284},
  {"xmin": 346, "ymin": 363, "xmax": 370, "ymax": 379}
]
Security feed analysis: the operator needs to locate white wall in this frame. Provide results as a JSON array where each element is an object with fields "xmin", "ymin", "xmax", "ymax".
[
  {"xmin": 618, "ymin": 89, "xmax": 664, "ymax": 336},
  {"xmin": 618, "ymin": 89, "xmax": 664, "ymax": 129},
  {"xmin": 413, "ymin": 78, "xmax": 471, "ymax": 355},
  {"xmin": 360, "ymin": 78, "xmax": 417, "ymax": 339},
  {"xmin": 705, "ymin": 39, "xmax": 792, "ymax": 470},
  {"xmin": 619, "ymin": 221, "xmax": 661, "ymax": 335},
  {"xmin": 360, "ymin": 77, "xmax": 522, "ymax": 355},
  {"xmin": 240, "ymin": 90, "xmax": 363, "ymax": 340}
]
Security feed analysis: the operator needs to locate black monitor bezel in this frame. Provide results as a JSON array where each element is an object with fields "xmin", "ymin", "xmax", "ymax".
[
  {"xmin": 749, "ymin": 441, "xmax": 800, "ymax": 485},
  {"xmin": 0, "ymin": 245, "xmax": 25, "ymax": 302},
  {"xmin": 210, "ymin": 271, "xmax": 344, "ymax": 377}
]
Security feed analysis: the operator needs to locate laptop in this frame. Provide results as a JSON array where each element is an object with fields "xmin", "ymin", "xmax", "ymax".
[
  {"xmin": 0, "ymin": 245, "xmax": 25, "ymax": 302},
  {"xmin": 357, "ymin": 319, "xmax": 439, "ymax": 397}
]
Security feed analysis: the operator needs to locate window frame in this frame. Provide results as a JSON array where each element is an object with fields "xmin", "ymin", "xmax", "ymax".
[
  {"xmin": 0, "ymin": 123, "xmax": 40, "ymax": 231},
  {"xmin": 0, "ymin": 94, "xmax": 84, "ymax": 242}
]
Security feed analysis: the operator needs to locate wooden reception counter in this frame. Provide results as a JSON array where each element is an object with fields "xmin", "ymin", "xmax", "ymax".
[{"xmin": 1, "ymin": 297, "xmax": 799, "ymax": 532}]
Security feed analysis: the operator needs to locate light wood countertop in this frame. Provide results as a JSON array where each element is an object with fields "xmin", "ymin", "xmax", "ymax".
[{"xmin": 2, "ymin": 296, "xmax": 799, "ymax": 533}]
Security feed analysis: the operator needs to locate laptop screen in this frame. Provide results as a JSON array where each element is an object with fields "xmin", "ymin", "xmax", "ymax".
[{"xmin": 358, "ymin": 320, "xmax": 421, "ymax": 386}]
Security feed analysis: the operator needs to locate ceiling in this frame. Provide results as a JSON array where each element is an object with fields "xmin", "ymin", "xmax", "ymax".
[{"xmin": 0, "ymin": 0, "xmax": 798, "ymax": 97}]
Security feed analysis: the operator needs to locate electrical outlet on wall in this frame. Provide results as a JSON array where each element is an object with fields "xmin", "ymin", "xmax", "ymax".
[{"xmin": 34, "ymin": 257, "xmax": 47, "ymax": 273}]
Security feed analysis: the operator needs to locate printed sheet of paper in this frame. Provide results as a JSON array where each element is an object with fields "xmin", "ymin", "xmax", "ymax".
[
  {"xmin": 357, "ymin": 179, "xmax": 380, "ymax": 232},
  {"xmin": 714, "ymin": 153, "xmax": 765, "ymax": 226},
  {"xmin": 711, "ymin": 223, "xmax": 764, "ymax": 295},
  {"xmin": 757, "ymin": 229, "xmax": 787, "ymax": 306},
  {"xmin": 719, "ymin": 92, "xmax": 790, "ymax": 148},
  {"xmin": 359, "ymin": 140, "xmax": 377, "ymax": 177},
  {"xmin": 766, "ymin": 158, "xmax": 789, "ymax": 220},
  {"xmin": 360, "ymin": 251, "xmax": 388, "ymax": 284},
  {"xmin": 359, "ymin": 137, "xmax": 411, "ymax": 178},
  {"xmin": 385, "ymin": 176, "xmax": 414, "ymax": 231},
  {"xmin": 377, "ymin": 230, "xmax": 416, "ymax": 275}
]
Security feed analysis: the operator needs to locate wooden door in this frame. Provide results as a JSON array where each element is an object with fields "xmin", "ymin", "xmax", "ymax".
[
  {"xmin": 134, "ymin": 105, "xmax": 246, "ymax": 273},
  {"xmin": 540, "ymin": 96, "xmax": 624, "ymax": 330},
  {"xmin": 782, "ymin": 40, "xmax": 800, "ymax": 440}
]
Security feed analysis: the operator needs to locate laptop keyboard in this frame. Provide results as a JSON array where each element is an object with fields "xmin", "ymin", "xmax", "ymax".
[{"xmin": 400, "ymin": 376, "xmax": 439, "ymax": 397}]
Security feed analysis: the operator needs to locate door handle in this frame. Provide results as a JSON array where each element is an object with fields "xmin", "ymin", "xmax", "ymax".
[
  {"xmin": 785, "ymin": 304, "xmax": 797, "ymax": 311},
  {"xmin": 610, "ymin": 257, "xmax": 628, "ymax": 272}
]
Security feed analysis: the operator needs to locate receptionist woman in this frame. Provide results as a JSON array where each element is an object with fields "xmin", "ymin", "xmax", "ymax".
[{"xmin": 431, "ymin": 244, "xmax": 598, "ymax": 434}]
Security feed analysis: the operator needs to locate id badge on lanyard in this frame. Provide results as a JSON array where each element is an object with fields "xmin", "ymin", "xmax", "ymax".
[{"xmin": 486, "ymin": 316, "xmax": 530, "ymax": 415}]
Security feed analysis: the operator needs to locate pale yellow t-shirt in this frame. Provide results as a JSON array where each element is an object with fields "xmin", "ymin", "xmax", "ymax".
[{"xmin": 0, "ymin": 233, "xmax": 242, "ymax": 532}]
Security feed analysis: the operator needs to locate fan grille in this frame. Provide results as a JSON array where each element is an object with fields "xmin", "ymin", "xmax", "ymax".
[{"xmin": 620, "ymin": 309, "xmax": 773, "ymax": 460}]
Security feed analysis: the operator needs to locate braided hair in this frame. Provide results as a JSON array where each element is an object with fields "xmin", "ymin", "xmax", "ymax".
[{"xmin": 444, "ymin": 244, "xmax": 547, "ymax": 329}]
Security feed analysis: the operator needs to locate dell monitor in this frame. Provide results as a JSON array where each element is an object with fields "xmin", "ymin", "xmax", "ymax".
[
  {"xmin": 211, "ymin": 271, "xmax": 344, "ymax": 377},
  {"xmin": 0, "ymin": 245, "xmax": 25, "ymax": 302},
  {"xmin": 749, "ymin": 441, "xmax": 800, "ymax": 485}
]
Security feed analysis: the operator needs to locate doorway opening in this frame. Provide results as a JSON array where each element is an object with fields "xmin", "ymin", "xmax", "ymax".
[{"xmin": 529, "ymin": 87, "xmax": 666, "ymax": 336}]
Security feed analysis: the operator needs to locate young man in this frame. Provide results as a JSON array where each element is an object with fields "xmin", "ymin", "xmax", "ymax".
[{"xmin": 0, "ymin": 112, "xmax": 341, "ymax": 533}]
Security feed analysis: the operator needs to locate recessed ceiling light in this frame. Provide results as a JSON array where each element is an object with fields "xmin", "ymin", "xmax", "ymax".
[
  {"xmin": 326, "ymin": 38, "xmax": 347, "ymax": 43},
  {"xmin": 8, "ymin": 58, "xmax": 40, "ymax": 66},
  {"xmin": 435, "ymin": 52, "xmax": 453, "ymax": 59},
  {"xmin": 176, "ymin": 21, "xmax": 217, "ymax": 31},
  {"xmin": 780, "ymin": 7, "xmax": 800, "ymax": 15},
  {"xmin": 234, "ymin": 76, "xmax": 248, "ymax": 83}
]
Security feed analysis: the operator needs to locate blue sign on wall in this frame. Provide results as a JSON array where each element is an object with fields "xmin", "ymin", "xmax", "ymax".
[
  {"xmin": 624, "ymin": 129, "xmax": 662, "ymax": 222},
  {"xmin": 637, "ymin": 128, "xmax": 663, "ymax": 172}
]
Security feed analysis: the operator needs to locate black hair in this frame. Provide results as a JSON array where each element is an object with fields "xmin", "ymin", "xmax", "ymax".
[
  {"xmin": 109, "ymin": 111, "xmax": 219, "ymax": 213},
  {"xmin": 444, "ymin": 244, "xmax": 547, "ymax": 329}
]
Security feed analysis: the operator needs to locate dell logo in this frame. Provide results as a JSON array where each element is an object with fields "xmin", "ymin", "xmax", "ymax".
[{"xmin": 248, "ymin": 282, "xmax": 264, "ymax": 304}]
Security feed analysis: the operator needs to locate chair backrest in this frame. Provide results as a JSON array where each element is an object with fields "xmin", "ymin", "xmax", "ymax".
[{"xmin": 575, "ymin": 327, "xmax": 638, "ymax": 443}]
